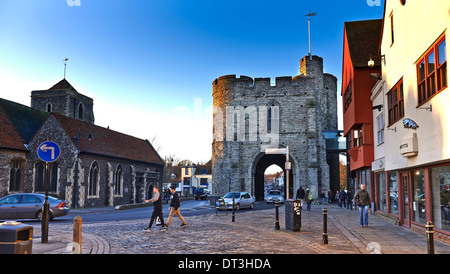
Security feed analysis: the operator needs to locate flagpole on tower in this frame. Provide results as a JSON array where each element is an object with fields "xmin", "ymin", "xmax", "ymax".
[
  {"xmin": 64, "ymin": 58, "xmax": 69, "ymax": 79},
  {"xmin": 304, "ymin": 12, "xmax": 317, "ymax": 59}
]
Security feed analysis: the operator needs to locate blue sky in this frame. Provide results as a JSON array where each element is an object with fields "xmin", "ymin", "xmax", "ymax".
[{"xmin": 0, "ymin": 0, "xmax": 384, "ymax": 163}]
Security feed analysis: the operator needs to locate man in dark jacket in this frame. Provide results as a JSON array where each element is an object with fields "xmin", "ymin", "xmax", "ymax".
[
  {"xmin": 164, "ymin": 185, "xmax": 187, "ymax": 228},
  {"xmin": 144, "ymin": 186, "xmax": 165, "ymax": 232},
  {"xmin": 338, "ymin": 189, "xmax": 347, "ymax": 208},
  {"xmin": 296, "ymin": 186, "xmax": 305, "ymax": 206},
  {"xmin": 354, "ymin": 184, "xmax": 371, "ymax": 227}
]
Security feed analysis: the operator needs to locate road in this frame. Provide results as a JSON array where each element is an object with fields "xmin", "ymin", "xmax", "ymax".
[{"xmin": 18, "ymin": 199, "xmax": 277, "ymax": 225}]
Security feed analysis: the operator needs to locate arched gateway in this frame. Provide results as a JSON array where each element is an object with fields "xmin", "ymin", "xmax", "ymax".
[{"xmin": 212, "ymin": 55, "xmax": 338, "ymax": 200}]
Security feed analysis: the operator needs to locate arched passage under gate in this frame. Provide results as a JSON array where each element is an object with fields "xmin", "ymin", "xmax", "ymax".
[{"xmin": 252, "ymin": 153, "xmax": 294, "ymax": 201}]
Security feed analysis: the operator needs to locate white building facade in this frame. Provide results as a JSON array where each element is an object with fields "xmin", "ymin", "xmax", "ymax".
[{"xmin": 375, "ymin": 0, "xmax": 449, "ymax": 235}]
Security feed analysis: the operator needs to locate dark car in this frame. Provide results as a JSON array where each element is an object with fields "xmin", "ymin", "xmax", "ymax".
[
  {"xmin": 194, "ymin": 188, "xmax": 208, "ymax": 200},
  {"xmin": 0, "ymin": 193, "xmax": 69, "ymax": 221}
]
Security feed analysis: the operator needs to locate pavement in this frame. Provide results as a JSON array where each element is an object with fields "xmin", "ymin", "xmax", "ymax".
[{"xmin": 29, "ymin": 203, "xmax": 450, "ymax": 254}]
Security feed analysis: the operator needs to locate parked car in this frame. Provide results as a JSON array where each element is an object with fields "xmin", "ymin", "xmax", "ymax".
[
  {"xmin": 265, "ymin": 190, "xmax": 284, "ymax": 203},
  {"xmin": 194, "ymin": 188, "xmax": 208, "ymax": 200},
  {"xmin": 222, "ymin": 192, "xmax": 255, "ymax": 210},
  {"xmin": 0, "ymin": 193, "xmax": 69, "ymax": 221}
]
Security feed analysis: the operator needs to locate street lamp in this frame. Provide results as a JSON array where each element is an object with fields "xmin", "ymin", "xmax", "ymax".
[{"xmin": 72, "ymin": 129, "xmax": 93, "ymax": 208}]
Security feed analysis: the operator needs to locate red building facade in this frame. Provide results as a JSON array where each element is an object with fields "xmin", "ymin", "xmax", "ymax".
[{"xmin": 341, "ymin": 19, "xmax": 383, "ymax": 197}]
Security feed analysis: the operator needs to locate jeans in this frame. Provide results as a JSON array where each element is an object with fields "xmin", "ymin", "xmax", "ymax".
[{"xmin": 358, "ymin": 205, "xmax": 369, "ymax": 226}]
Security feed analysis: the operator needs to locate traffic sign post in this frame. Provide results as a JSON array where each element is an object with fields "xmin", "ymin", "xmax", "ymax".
[{"xmin": 37, "ymin": 141, "xmax": 61, "ymax": 244}]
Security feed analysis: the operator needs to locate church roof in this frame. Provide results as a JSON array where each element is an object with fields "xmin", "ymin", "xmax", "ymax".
[
  {"xmin": 53, "ymin": 113, "xmax": 164, "ymax": 166},
  {"xmin": 48, "ymin": 78, "xmax": 78, "ymax": 93},
  {"xmin": 344, "ymin": 19, "xmax": 383, "ymax": 68},
  {"xmin": 0, "ymin": 98, "xmax": 49, "ymax": 151}
]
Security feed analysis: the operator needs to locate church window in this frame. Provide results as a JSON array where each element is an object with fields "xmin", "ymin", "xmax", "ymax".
[
  {"xmin": 46, "ymin": 103, "xmax": 52, "ymax": 113},
  {"xmin": 78, "ymin": 103, "xmax": 84, "ymax": 121},
  {"xmin": 9, "ymin": 160, "xmax": 24, "ymax": 192},
  {"xmin": 88, "ymin": 161, "xmax": 99, "ymax": 197},
  {"xmin": 114, "ymin": 165, "xmax": 123, "ymax": 196},
  {"xmin": 34, "ymin": 162, "xmax": 58, "ymax": 193}
]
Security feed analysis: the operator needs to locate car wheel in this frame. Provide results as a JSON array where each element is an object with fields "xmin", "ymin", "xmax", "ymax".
[
  {"xmin": 235, "ymin": 203, "xmax": 240, "ymax": 211},
  {"xmin": 250, "ymin": 202, "xmax": 254, "ymax": 209}
]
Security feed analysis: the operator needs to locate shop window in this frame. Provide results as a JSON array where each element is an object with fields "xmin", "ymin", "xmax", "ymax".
[
  {"xmin": 388, "ymin": 171, "xmax": 399, "ymax": 215},
  {"xmin": 413, "ymin": 170, "xmax": 426, "ymax": 225},
  {"xmin": 376, "ymin": 172, "xmax": 386, "ymax": 212},
  {"xmin": 431, "ymin": 165, "xmax": 450, "ymax": 232},
  {"xmin": 417, "ymin": 35, "xmax": 447, "ymax": 105}
]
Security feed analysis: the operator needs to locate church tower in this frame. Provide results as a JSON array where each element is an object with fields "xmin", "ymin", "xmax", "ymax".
[{"xmin": 31, "ymin": 79, "xmax": 95, "ymax": 124}]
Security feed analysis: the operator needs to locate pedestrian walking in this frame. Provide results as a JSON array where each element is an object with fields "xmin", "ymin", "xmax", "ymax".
[
  {"xmin": 354, "ymin": 184, "xmax": 371, "ymax": 227},
  {"xmin": 143, "ymin": 186, "xmax": 165, "ymax": 232},
  {"xmin": 336, "ymin": 191, "xmax": 340, "ymax": 206},
  {"xmin": 305, "ymin": 188, "xmax": 313, "ymax": 211},
  {"xmin": 327, "ymin": 189, "xmax": 333, "ymax": 204},
  {"xmin": 296, "ymin": 186, "xmax": 305, "ymax": 207},
  {"xmin": 339, "ymin": 189, "xmax": 347, "ymax": 208},
  {"xmin": 164, "ymin": 185, "xmax": 187, "ymax": 229},
  {"xmin": 319, "ymin": 190, "xmax": 325, "ymax": 205},
  {"xmin": 346, "ymin": 190, "xmax": 353, "ymax": 210}
]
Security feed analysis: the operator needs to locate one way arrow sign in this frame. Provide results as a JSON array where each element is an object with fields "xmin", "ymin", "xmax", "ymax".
[{"xmin": 37, "ymin": 141, "xmax": 61, "ymax": 163}]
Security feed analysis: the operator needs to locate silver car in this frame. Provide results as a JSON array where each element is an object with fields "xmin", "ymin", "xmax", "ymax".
[
  {"xmin": 223, "ymin": 192, "xmax": 255, "ymax": 210},
  {"xmin": 265, "ymin": 190, "xmax": 284, "ymax": 203},
  {"xmin": 0, "ymin": 193, "xmax": 69, "ymax": 221}
]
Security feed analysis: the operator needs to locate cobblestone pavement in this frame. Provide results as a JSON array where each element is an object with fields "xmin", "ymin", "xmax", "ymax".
[
  {"xmin": 80, "ymin": 205, "xmax": 360, "ymax": 254},
  {"xmin": 32, "ymin": 203, "xmax": 450, "ymax": 254}
]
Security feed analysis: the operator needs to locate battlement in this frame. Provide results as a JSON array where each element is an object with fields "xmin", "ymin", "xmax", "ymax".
[{"xmin": 213, "ymin": 74, "xmax": 310, "ymax": 88}]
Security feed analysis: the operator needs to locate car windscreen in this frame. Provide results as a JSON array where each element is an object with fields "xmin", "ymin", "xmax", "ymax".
[
  {"xmin": 223, "ymin": 193, "xmax": 240, "ymax": 198},
  {"xmin": 269, "ymin": 191, "xmax": 281, "ymax": 195}
]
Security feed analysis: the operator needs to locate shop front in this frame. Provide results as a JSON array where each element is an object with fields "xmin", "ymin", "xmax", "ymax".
[{"xmin": 375, "ymin": 163, "xmax": 450, "ymax": 235}]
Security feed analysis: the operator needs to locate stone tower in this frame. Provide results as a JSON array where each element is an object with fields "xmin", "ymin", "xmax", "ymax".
[
  {"xmin": 31, "ymin": 79, "xmax": 95, "ymax": 124},
  {"xmin": 211, "ymin": 55, "xmax": 337, "ymax": 200}
]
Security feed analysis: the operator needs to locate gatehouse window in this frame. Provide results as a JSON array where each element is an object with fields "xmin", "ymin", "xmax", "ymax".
[
  {"xmin": 46, "ymin": 103, "xmax": 52, "ymax": 113},
  {"xmin": 88, "ymin": 161, "xmax": 99, "ymax": 197}
]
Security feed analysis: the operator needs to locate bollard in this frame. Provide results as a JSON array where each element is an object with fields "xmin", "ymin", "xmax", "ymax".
[
  {"xmin": 322, "ymin": 207, "xmax": 328, "ymax": 245},
  {"xmin": 426, "ymin": 221, "xmax": 434, "ymax": 254},
  {"xmin": 232, "ymin": 197, "xmax": 235, "ymax": 222},
  {"xmin": 275, "ymin": 200, "xmax": 280, "ymax": 230},
  {"xmin": 73, "ymin": 216, "xmax": 82, "ymax": 254}
]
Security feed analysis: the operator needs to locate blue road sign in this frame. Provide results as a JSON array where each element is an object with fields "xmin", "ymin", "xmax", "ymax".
[{"xmin": 37, "ymin": 141, "xmax": 61, "ymax": 163}]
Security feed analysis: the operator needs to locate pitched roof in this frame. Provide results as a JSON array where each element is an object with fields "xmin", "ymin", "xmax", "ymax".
[
  {"xmin": 48, "ymin": 78, "xmax": 78, "ymax": 93},
  {"xmin": 164, "ymin": 166, "xmax": 182, "ymax": 183},
  {"xmin": 194, "ymin": 164, "xmax": 212, "ymax": 175},
  {"xmin": 344, "ymin": 19, "xmax": 383, "ymax": 68},
  {"xmin": 52, "ymin": 113, "xmax": 164, "ymax": 165},
  {"xmin": 0, "ymin": 98, "xmax": 49, "ymax": 151}
]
